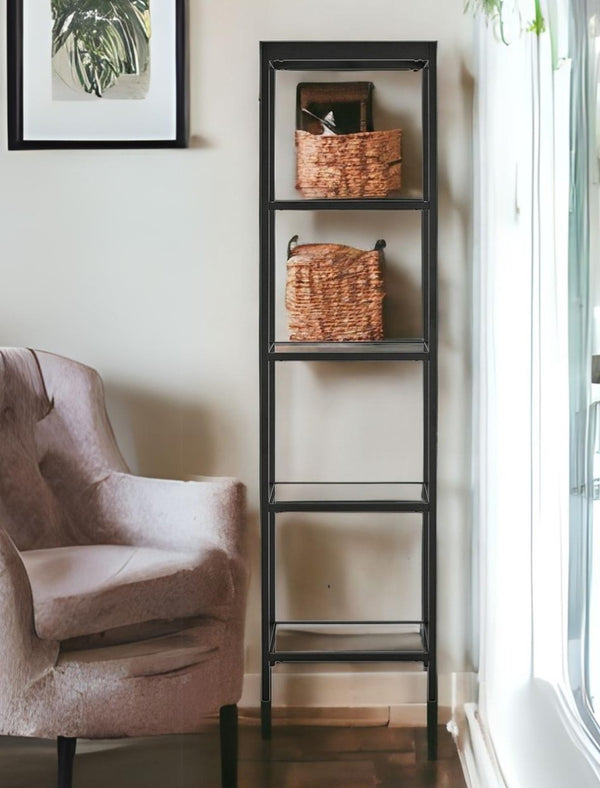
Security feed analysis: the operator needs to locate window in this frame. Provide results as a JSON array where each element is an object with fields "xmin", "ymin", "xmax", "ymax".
[{"xmin": 568, "ymin": 1, "xmax": 600, "ymax": 750}]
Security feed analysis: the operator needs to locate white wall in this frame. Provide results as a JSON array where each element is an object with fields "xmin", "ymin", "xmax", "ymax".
[{"xmin": 0, "ymin": 0, "xmax": 473, "ymax": 707}]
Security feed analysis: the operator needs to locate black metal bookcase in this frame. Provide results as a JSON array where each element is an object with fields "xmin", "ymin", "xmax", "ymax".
[{"xmin": 259, "ymin": 41, "xmax": 438, "ymax": 758}]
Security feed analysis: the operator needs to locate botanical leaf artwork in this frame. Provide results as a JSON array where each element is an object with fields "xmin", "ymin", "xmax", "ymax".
[{"xmin": 51, "ymin": 0, "xmax": 151, "ymax": 100}]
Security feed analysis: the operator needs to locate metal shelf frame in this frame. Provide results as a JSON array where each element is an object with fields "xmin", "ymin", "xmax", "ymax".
[{"xmin": 259, "ymin": 40, "xmax": 438, "ymax": 759}]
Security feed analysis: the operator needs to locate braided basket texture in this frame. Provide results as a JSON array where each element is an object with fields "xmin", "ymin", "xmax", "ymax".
[
  {"xmin": 286, "ymin": 242, "xmax": 385, "ymax": 342},
  {"xmin": 295, "ymin": 129, "xmax": 402, "ymax": 199}
]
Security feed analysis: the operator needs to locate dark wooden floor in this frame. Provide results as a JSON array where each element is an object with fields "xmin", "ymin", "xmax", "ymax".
[
  {"xmin": 236, "ymin": 724, "xmax": 467, "ymax": 788},
  {"xmin": 0, "ymin": 723, "xmax": 466, "ymax": 787}
]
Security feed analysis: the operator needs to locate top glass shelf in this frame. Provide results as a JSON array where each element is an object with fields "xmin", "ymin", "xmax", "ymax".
[{"xmin": 262, "ymin": 40, "xmax": 436, "ymax": 71}]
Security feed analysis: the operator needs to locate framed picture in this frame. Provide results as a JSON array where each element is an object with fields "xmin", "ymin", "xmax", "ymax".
[{"xmin": 7, "ymin": 0, "xmax": 187, "ymax": 149}]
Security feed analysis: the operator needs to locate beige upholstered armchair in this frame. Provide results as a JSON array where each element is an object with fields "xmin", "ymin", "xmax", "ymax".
[{"xmin": 0, "ymin": 348, "xmax": 248, "ymax": 788}]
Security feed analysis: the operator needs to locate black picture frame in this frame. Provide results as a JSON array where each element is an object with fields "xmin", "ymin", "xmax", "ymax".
[{"xmin": 7, "ymin": 0, "xmax": 188, "ymax": 150}]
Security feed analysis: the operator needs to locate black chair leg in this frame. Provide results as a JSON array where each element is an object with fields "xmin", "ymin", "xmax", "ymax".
[
  {"xmin": 57, "ymin": 736, "xmax": 76, "ymax": 788},
  {"xmin": 219, "ymin": 704, "xmax": 238, "ymax": 788}
]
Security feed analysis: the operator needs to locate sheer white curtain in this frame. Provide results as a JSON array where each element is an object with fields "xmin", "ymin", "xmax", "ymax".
[{"xmin": 472, "ymin": 2, "xmax": 600, "ymax": 785}]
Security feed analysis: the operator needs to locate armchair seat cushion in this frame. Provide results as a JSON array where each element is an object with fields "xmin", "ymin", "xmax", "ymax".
[{"xmin": 21, "ymin": 543, "xmax": 234, "ymax": 641}]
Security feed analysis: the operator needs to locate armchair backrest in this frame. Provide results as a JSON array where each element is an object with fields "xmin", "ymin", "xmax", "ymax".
[{"xmin": 0, "ymin": 349, "xmax": 128, "ymax": 550}]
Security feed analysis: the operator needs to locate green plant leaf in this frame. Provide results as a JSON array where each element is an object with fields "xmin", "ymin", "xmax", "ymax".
[
  {"xmin": 464, "ymin": 0, "xmax": 509, "ymax": 45},
  {"xmin": 527, "ymin": 0, "xmax": 546, "ymax": 34},
  {"xmin": 464, "ymin": 0, "xmax": 503, "ymax": 16},
  {"xmin": 51, "ymin": 0, "xmax": 150, "ymax": 97}
]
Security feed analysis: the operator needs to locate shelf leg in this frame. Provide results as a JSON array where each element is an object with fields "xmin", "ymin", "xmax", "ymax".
[
  {"xmin": 261, "ymin": 699, "xmax": 272, "ymax": 740},
  {"xmin": 427, "ymin": 701, "xmax": 438, "ymax": 760},
  {"xmin": 421, "ymin": 515, "xmax": 429, "ymax": 638},
  {"xmin": 261, "ymin": 652, "xmax": 272, "ymax": 740},
  {"xmin": 427, "ymin": 666, "xmax": 438, "ymax": 760},
  {"xmin": 261, "ymin": 512, "xmax": 274, "ymax": 740}
]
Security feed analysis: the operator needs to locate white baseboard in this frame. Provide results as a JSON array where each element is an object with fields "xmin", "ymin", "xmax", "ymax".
[
  {"xmin": 448, "ymin": 701, "xmax": 505, "ymax": 788},
  {"xmin": 240, "ymin": 670, "xmax": 476, "ymax": 726}
]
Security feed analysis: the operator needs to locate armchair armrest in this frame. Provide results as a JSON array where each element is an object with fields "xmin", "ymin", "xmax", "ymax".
[
  {"xmin": 0, "ymin": 530, "xmax": 58, "ymax": 725},
  {"xmin": 94, "ymin": 472, "xmax": 247, "ymax": 556}
]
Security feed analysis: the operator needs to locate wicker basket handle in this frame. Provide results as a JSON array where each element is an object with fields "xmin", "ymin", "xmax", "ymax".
[{"xmin": 289, "ymin": 235, "xmax": 386, "ymax": 255}]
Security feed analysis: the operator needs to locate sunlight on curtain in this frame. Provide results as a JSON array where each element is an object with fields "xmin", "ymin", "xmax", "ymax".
[{"xmin": 471, "ymin": 0, "xmax": 600, "ymax": 783}]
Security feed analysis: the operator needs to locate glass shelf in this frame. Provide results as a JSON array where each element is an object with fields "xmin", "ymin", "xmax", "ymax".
[
  {"xmin": 271, "ymin": 622, "xmax": 428, "ymax": 662},
  {"xmin": 264, "ymin": 40, "xmax": 434, "ymax": 72},
  {"xmin": 268, "ymin": 482, "xmax": 429, "ymax": 512},
  {"xmin": 269, "ymin": 340, "xmax": 428, "ymax": 361},
  {"xmin": 272, "ymin": 60, "xmax": 429, "ymax": 73},
  {"xmin": 270, "ymin": 198, "xmax": 428, "ymax": 211}
]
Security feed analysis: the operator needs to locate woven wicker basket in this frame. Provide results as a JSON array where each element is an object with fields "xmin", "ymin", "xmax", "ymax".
[
  {"xmin": 286, "ymin": 241, "xmax": 385, "ymax": 342},
  {"xmin": 295, "ymin": 129, "xmax": 402, "ymax": 199}
]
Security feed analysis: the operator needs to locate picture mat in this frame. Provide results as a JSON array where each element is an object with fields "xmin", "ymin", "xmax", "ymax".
[{"xmin": 23, "ymin": 0, "xmax": 177, "ymax": 141}]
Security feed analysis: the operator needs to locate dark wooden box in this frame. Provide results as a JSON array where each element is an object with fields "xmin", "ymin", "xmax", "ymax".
[{"xmin": 296, "ymin": 82, "xmax": 374, "ymax": 134}]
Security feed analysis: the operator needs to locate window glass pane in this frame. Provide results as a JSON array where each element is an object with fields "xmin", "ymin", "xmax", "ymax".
[
  {"xmin": 588, "ymin": 404, "xmax": 600, "ymax": 715},
  {"xmin": 569, "ymin": 2, "xmax": 600, "ymax": 741}
]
